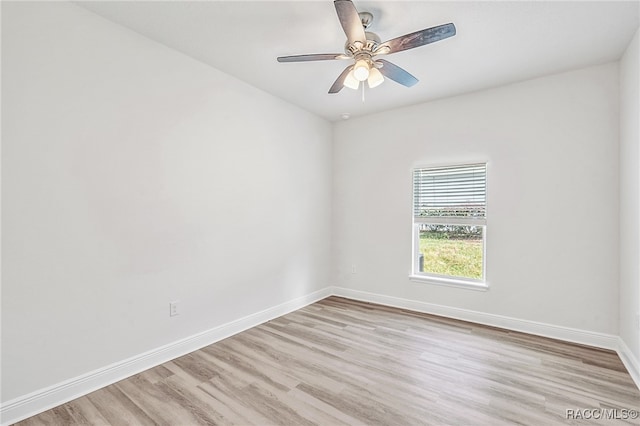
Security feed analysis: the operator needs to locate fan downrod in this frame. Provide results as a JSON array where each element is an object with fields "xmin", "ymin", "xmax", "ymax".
[{"xmin": 359, "ymin": 11, "xmax": 373, "ymax": 29}]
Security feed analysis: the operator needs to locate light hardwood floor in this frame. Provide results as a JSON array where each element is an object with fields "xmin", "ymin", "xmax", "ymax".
[{"xmin": 15, "ymin": 297, "xmax": 640, "ymax": 425}]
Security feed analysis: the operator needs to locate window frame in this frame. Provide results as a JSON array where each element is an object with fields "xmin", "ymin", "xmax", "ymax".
[{"xmin": 409, "ymin": 162, "xmax": 489, "ymax": 291}]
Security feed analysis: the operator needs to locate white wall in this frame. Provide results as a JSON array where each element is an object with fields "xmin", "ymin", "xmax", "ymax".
[
  {"xmin": 619, "ymin": 28, "xmax": 640, "ymax": 365},
  {"xmin": 333, "ymin": 63, "xmax": 620, "ymax": 335},
  {"xmin": 1, "ymin": 2, "xmax": 332, "ymax": 402}
]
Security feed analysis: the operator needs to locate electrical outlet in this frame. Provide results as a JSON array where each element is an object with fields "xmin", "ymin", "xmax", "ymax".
[
  {"xmin": 351, "ymin": 264, "xmax": 357, "ymax": 274},
  {"xmin": 169, "ymin": 301, "xmax": 180, "ymax": 317}
]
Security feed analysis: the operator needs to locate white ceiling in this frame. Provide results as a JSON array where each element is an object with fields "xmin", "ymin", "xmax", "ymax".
[{"xmin": 76, "ymin": 1, "xmax": 639, "ymax": 122}]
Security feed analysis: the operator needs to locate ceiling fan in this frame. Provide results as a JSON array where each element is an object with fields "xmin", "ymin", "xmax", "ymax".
[{"xmin": 277, "ymin": 0, "xmax": 456, "ymax": 94}]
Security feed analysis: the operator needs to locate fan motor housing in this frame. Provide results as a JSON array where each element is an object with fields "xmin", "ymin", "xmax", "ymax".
[{"xmin": 344, "ymin": 32, "xmax": 381, "ymax": 56}]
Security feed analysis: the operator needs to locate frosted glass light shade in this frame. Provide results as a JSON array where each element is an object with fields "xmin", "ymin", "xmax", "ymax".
[
  {"xmin": 353, "ymin": 59, "xmax": 370, "ymax": 81},
  {"xmin": 367, "ymin": 67, "xmax": 384, "ymax": 88},
  {"xmin": 344, "ymin": 70, "xmax": 360, "ymax": 90}
]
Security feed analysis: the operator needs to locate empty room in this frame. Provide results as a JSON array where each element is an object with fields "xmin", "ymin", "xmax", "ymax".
[{"xmin": 2, "ymin": 0, "xmax": 639, "ymax": 425}]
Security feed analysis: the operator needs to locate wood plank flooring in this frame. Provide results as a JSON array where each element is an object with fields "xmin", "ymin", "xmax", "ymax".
[{"xmin": 15, "ymin": 297, "xmax": 640, "ymax": 425}]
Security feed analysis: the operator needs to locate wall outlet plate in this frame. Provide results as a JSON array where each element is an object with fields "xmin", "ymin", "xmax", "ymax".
[{"xmin": 169, "ymin": 301, "xmax": 180, "ymax": 317}]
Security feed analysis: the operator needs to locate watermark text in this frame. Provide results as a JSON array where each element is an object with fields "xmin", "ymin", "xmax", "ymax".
[{"xmin": 566, "ymin": 408, "xmax": 639, "ymax": 420}]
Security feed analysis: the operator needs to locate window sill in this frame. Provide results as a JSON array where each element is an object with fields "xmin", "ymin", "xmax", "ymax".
[{"xmin": 408, "ymin": 274, "xmax": 489, "ymax": 291}]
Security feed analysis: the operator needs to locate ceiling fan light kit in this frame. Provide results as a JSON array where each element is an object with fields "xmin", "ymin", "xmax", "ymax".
[{"xmin": 277, "ymin": 0, "xmax": 456, "ymax": 94}]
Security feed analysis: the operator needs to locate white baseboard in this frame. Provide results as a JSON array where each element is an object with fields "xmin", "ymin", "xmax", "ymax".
[
  {"xmin": 0, "ymin": 287, "xmax": 332, "ymax": 426},
  {"xmin": 617, "ymin": 337, "xmax": 640, "ymax": 390},
  {"xmin": 331, "ymin": 287, "xmax": 620, "ymax": 350}
]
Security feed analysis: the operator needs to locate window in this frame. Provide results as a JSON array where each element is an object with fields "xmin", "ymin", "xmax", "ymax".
[{"xmin": 411, "ymin": 163, "xmax": 487, "ymax": 287}]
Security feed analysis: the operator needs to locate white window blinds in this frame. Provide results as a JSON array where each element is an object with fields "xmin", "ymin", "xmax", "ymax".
[{"xmin": 413, "ymin": 163, "xmax": 486, "ymax": 224}]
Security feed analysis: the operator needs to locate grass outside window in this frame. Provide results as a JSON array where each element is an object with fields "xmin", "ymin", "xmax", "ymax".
[{"xmin": 417, "ymin": 226, "xmax": 484, "ymax": 280}]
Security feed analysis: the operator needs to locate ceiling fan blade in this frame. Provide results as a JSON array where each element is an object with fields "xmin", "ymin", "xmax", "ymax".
[
  {"xmin": 378, "ymin": 23, "xmax": 456, "ymax": 55},
  {"xmin": 334, "ymin": 0, "xmax": 366, "ymax": 45},
  {"xmin": 329, "ymin": 65, "xmax": 354, "ymax": 94},
  {"xmin": 277, "ymin": 53, "xmax": 348, "ymax": 63},
  {"xmin": 376, "ymin": 59, "xmax": 418, "ymax": 87}
]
